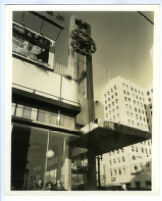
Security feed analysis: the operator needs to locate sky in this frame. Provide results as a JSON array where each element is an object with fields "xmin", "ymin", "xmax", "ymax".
[{"xmin": 54, "ymin": 11, "xmax": 154, "ymax": 101}]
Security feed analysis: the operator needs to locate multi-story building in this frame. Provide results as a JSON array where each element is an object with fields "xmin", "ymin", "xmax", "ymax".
[
  {"xmin": 102, "ymin": 76, "xmax": 150, "ymax": 131},
  {"xmin": 100, "ymin": 76, "xmax": 152, "ymax": 189},
  {"xmin": 145, "ymin": 84, "xmax": 153, "ymax": 132},
  {"xmin": 11, "ymin": 11, "xmax": 98, "ymax": 191}
]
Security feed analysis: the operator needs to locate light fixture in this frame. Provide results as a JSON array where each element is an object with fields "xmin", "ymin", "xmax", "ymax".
[{"xmin": 46, "ymin": 149, "xmax": 55, "ymax": 158}]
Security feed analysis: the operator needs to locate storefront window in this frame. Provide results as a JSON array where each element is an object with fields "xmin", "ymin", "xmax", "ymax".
[{"xmin": 11, "ymin": 124, "xmax": 76, "ymax": 190}]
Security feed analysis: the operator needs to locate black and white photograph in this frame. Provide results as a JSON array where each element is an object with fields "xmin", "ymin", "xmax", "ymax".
[{"xmin": 3, "ymin": 4, "xmax": 160, "ymax": 197}]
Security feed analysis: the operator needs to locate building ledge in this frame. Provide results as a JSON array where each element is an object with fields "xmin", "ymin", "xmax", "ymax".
[
  {"xmin": 13, "ymin": 52, "xmax": 54, "ymax": 72},
  {"xmin": 12, "ymin": 116, "xmax": 81, "ymax": 136},
  {"xmin": 12, "ymin": 86, "xmax": 81, "ymax": 115}
]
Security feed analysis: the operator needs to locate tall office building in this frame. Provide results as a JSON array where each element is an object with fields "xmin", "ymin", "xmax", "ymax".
[
  {"xmin": 102, "ymin": 76, "xmax": 152, "ymax": 131},
  {"xmin": 100, "ymin": 76, "xmax": 152, "ymax": 189}
]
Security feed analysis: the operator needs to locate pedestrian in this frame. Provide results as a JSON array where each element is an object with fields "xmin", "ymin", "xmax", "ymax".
[{"xmin": 45, "ymin": 181, "xmax": 54, "ymax": 191}]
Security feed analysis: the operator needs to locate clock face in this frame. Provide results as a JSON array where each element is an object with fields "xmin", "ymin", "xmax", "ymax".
[{"xmin": 70, "ymin": 29, "xmax": 96, "ymax": 56}]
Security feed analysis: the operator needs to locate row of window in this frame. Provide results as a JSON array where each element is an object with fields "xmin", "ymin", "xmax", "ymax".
[
  {"xmin": 122, "ymin": 83, "xmax": 144, "ymax": 96},
  {"xmin": 109, "ymin": 156, "xmax": 125, "ymax": 165},
  {"xmin": 131, "ymin": 146, "xmax": 151, "ymax": 154},
  {"xmin": 128, "ymin": 180, "xmax": 151, "ymax": 188},
  {"xmin": 141, "ymin": 140, "xmax": 152, "ymax": 146},
  {"xmin": 134, "ymin": 107, "xmax": 145, "ymax": 114},
  {"xmin": 124, "ymin": 96, "xmax": 145, "ymax": 103},
  {"xmin": 110, "ymin": 166, "xmax": 126, "ymax": 177},
  {"xmin": 104, "ymin": 85, "xmax": 117, "ymax": 97},
  {"xmin": 108, "ymin": 149, "xmax": 124, "ymax": 157},
  {"xmin": 104, "ymin": 92, "xmax": 118, "ymax": 103},
  {"xmin": 105, "ymin": 99, "xmax": 118, "ymax": 110},
  {"xmin": 123, "ymin": 90, "xmax": 145, "ymax": 100},
  {"xmin": 127, "ymin": 119, "xmax": 148, "ymax": 129},
  {"xmin": 127, "ymin": 111, "xmax": 146, "ymax": 121},
  {"xmin": 12, "ymin": 103, "xmax": 75, "ymax": 129}
]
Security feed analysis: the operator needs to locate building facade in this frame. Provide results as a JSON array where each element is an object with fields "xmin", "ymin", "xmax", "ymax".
[{"xmin": 100, "ymin": 77, "xmax": 152, "ymax": 189}]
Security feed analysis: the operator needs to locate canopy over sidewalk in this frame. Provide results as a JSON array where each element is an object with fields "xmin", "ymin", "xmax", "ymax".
[{"xmin": 70, "ymin": 121, "xmax": 151, "ymax": 155}]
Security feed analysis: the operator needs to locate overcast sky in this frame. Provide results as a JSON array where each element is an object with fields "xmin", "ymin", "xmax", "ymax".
[{"xmin": 54, "ymin": 11, "xmax": 154, "ymax": 101}]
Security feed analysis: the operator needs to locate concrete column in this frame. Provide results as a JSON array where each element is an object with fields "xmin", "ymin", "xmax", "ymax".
[{"xmin": 86, "ymin": 148, "xmax": 97, "ymax": 190}]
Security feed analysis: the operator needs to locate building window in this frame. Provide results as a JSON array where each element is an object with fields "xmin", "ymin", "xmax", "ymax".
[
  {"xmin": 135, "ymin": 181, "xmax": 140, "ymax": 188},
  {"xmin": 134, "ymin": 107, "xmax": 137, "ymax": 112},
  {"xmin": 13, "ymin": 23, "xmax": 54, "ymax": 67},
  {"xmin": 122, "ymin": 156, "xmax": 125, "ymax": 162},
  {"xmin": 115, "ymin": 92, "xmax": 118, "ymax": 96},
  {"xmin": 136, "ymin": 147, "xmax": 138, "ymax": 152},
  {"xmin": 122, "ymin": 166, "xmax": 126, "ymax": 173},
  {"xmin": 22, "ymin": 106, "xmax": 32, "ymax": 119},
  {"xmin": 141, "ymin": 148, "xmax": 144, "ymax": 153},
  {"xmin": 115, "ymin": 99, "xmax": 118, "ymax": 103},
  {"xmin": 15, "ymin": 104, "xmax": 32, "ymax": 119},
  {"xmin": 134, "ymin": 166, "xmax": 138, "ymax": 170},
  {"xmin": 114, "ymin": 85, "xmax": 117, "ymax": 90},
  {"xmin": 146, "ymin": 181, "xmax": 151, "ymax": 187},
  {"xmin": 124, "ymin": 97, "xmax": 127, "ymax": 101},
  {"xmin": 132, "ymin": 155, "xmax": 136, "ymax": 160}
]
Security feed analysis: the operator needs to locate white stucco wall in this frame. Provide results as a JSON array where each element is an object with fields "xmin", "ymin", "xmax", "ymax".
[{"xmin": 12, "ymin": 57, "xmax": 79, "ymax": 103}]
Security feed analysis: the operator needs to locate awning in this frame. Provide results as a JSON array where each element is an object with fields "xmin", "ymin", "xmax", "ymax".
[{"xmin": 69, "ymin": 122, "xmax": 151, "ymax": 155}]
